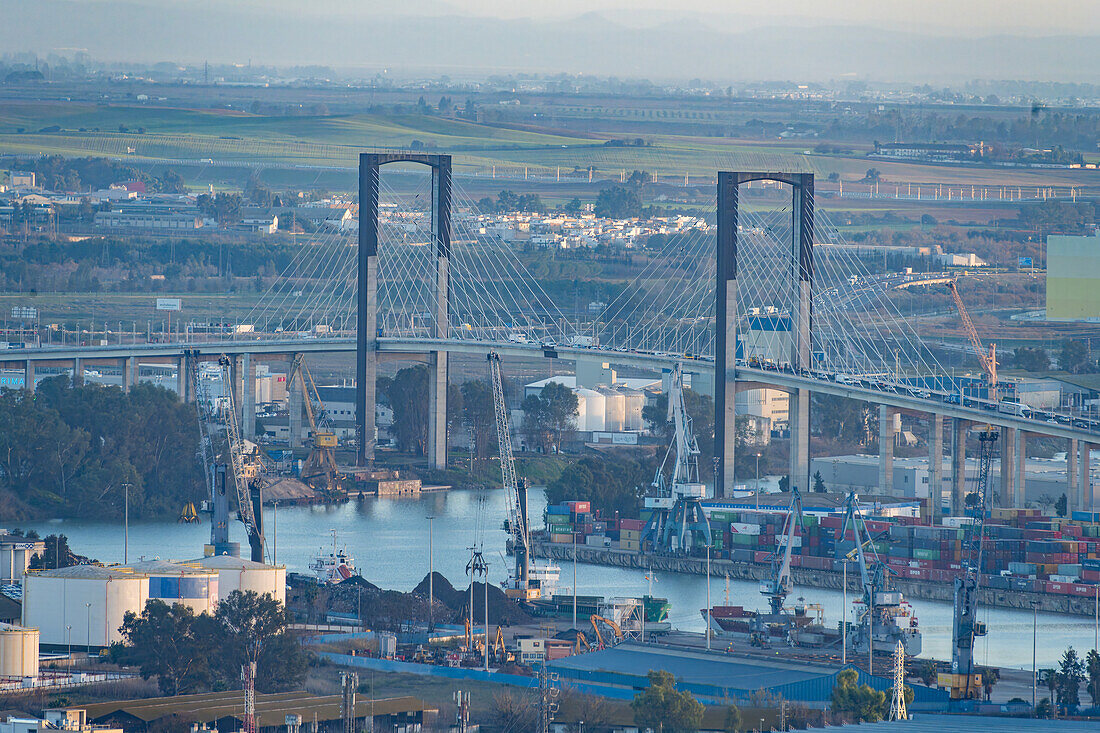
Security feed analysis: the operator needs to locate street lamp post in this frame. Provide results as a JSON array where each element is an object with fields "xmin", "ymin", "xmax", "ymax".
[
  {"xmin": 66, "ymin": 624, "xmax": 72, "ymax": 660},
  {"xmin": 428, "ymin": 516, "xmax": 435, "ymax": 630},
  {"xmin": 1032, "ymin": 601, "xmax": 1039, "ymax": 709},
  {"xmin": 123, "ymin": 482, "xmax": 132, "ymax": 564},
  {"xmin": 755, "ymin": 453, "xmax": 762, "ymax": 511},
  {"xmin": 85, "ymin": 602, "xmax": 91, "ymax": 654}
]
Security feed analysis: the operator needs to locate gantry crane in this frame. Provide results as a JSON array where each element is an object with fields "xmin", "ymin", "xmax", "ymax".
[
  {"xmin": 946, "ymin": 277, "xmax": 997, "ymax": 398},
  {"xmin": 948, "ymin": 427, "xmax": 997, "ymax": 699},
  {"xmin": 590, "ymin": 614, "xmax": 624, "ymax": 649},
  {"xmin": 290, "ymin": 356, "xmax": 343, "ymax": 498},
  {"xmin": 641, "ymin": 363, "xmax": 711, "ymax": 553}
]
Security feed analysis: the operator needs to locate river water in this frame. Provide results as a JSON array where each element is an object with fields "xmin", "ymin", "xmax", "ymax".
[{"xmin": 15, "ymin": 487, "xmax": 1097, "ymax": 670}]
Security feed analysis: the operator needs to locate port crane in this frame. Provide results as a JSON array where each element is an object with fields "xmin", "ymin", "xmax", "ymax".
[
  {"xmin": 761, "ymin": 489, "xmax": 804, "ymax": 616},
  {"xmin": 289, "ymin": 356, "xmax": 343, "ymax": 498},
  {"xmin": 589, "ymin": 614, "xmax": 624, "ymax": 649},
  {"xmin": 948, "ymin": 427, "xmax": 997, "ymax": 699},
  {"xmin": 216, "ymin": 355, "xmax": 268, "ymax": 563},
  {"xmin": 487, "ymin": 352, "xmax": 558, "ymax": 600},
  {"xmin": 946, "ymin": 276, "xmax": 998, "ymax": 398},
  {"xmin": 642, "ymin": 364, "xmax": 711, "ymax": 553}
]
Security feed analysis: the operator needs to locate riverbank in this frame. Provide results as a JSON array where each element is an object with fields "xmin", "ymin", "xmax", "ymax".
[{"xmin": 531, "ymin": 541, "xmax": 1100, "ymax": 617}]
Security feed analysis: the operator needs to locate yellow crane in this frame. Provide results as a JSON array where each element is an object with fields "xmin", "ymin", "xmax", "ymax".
[
  {"xmin": 946, "ymin": 276, "xmax": 997, "ymax": 395},
  {"xmin": 291, "ymin": 357, "xmax": 343, "ymax": 498}
]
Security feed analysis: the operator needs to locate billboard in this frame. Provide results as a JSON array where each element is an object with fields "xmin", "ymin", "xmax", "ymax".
[
  {"xmin": 11, "ymin": 306, "xmax": 37, "ymax": 320},
  {"xmin": 156, "ymin": 298, "xmax": 182, "ymax": 311},
  {"xmin": 1018, "ymin": 256, "xmax": 1033, "ymax": 268}
]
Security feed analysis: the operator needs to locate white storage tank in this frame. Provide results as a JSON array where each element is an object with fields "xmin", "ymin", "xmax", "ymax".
[
  {"xmin": 574, "ymin": 388, "xmax": 605, "ymax": 432},
  {"xmin": 123, "ymin": 560, "xmax": 219, "ymax": 615},
  {"xmin": 624, "ymin": 390, "xmax": 646, "ymax": 430},
  {"xmin": 191, "ymin": 555, "xmax": 286, "ymax": 605},
  {"xmin": 600, "ymin": 388, "xmax": 626, "ymax": 432},
  {"xmin": 22, "ymin": 565, "xmax": 149, "ymax": 647},
  {"xmin": 0, "ymin": 622, "xmax": 39, "ymax": 678}
]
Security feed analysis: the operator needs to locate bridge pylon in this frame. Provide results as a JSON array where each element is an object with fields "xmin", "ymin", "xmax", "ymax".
[
  {"xmin": 715, "ymin": 172, "xmax": 814, "ymax": 497},
  {"xmin": 357, "ymin": 153, "xmax": 452, "ymax": 468}
]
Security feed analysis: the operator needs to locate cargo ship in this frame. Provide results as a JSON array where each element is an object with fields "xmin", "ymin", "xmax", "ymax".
[
  {"xmin": 530, "ymin": 594, "xmax": 670, "ymax": 625},
  {"xmin": 309, "ymin": 530, "xmax": 356, "ymax": 584}
]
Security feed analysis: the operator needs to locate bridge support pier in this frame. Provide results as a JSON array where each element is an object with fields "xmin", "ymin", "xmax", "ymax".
[
  {"xmin": 1014, "ymin": 430, "xmax": 1027, "ymax": 508},
  {"xmin": 287, "ymin": 356, "xmax": 303, "ymax": 449},
  {"xmin": 23, "ymin": 360, "xmax": 34, "ymax": 392},
  {"xmin": 122, "ymin": 357, "xmax": 135, "ymax": 392},
  {"xmin": 72, "ymin": 357, "xmax": 84, "ymax": 386},
  {"xmin": 952, "ymin": 419, "xmax": 968, "ymax": 515},
  {"xmin": 241, "ymin": 353, "xmax": 256, "ymax": 441},
  {"xmin": 879, "ymin": 405, "xmax": 896, "ymax": 495},
  {"xmin": 789, "ymin": 388, "xmax": 810, "ymax": 493},
  {"xmin": 1080, "ymin": 444, "xmax": 1093, "ymax": 512},
  {"xmin": 928, "ymin": 413, "xmax": 943, "ymax": 521},
  {"xmin": 426, "ymin": 352, "xmax": 448, "ymax": 470},
  {"xmin": 1000, "ymin": 427, "xmax": 1016, "ymax": 508},
  {"xmin": 1069, "ymin": 438, "xmax": 1079, "ymax": 510}
]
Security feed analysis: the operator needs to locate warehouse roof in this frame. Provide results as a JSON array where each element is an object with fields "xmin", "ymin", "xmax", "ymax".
[{"xmin": 75, "ymin": 690, "xmax": 430, "ymax": 729}]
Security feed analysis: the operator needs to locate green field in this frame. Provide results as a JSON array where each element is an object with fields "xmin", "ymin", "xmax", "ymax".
[{"xmin": 2, "ymin": 100, "xmax": 1096, "ymax": 192}]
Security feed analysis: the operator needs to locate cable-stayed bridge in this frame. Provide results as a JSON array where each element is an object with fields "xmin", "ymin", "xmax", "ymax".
[{"xmin": 2, "ymin": 152, "xmax": 1098, "ymax": 514}]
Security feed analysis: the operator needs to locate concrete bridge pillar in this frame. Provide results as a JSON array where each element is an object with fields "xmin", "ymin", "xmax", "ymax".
[
  {"xmin": 952, "ymin": 418, "xmax": 968, "ymax": 515},
  {"xmin": 241, "ymin": 352, "xmax": 256, "ymax": 441},
  {"xmin": 72, "ymin": 357, "xmax": 84, "ymax": 386},
  {"xmin": 788, "ymin": 388, "xmax": 810, "ymax": 493},
  {"xmin": 1068, "ymin": 438, "xmax": 1079, "ymax": 511},
  {"xmin": 1014, "ymin": 430, "xmax": 1027, "ymax": 508},
  {"xmin": 927, "ymin": 413, "xmax": 944, "ymax": 522},
  {"xmin": 1000, "ymin": 427, "xmax": 1016, "ymax": 509},
  {"xmin": 426, "ymin": 352, "xmax": 448, "ymax": 470},
  {"xmin": 122, "ymin": 357, "xmax": 135, "ymax": 392},
  {"xmin": 1080, "ymin": 444, "xmax": 1093, "ymax": 512},
  {"xmin": 23, "ymin": 360, "xmax": 34, "ymax": 392},
  {"xmin": 287, "ymin": 355, "xmax": 303, "ymax": 449},
  {"xmin": 879, "ymin": 405, "xmax": 896, "ymax": 495}
]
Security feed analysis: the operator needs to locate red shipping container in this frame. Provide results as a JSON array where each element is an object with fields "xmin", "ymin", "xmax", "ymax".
[
  {"xmin": 1070, "ymin": 584, "xmax": 1097, "ymax": 597},
  {"xmin": 753, "ymin": 551, "xmax": 772, "ymax": 563},
  {"xmin": 620, "ymin": 519, "xmax": 644, "ymax": 531},
  {"xmin": 1082, "ymin": 569, "xmax": 1100, "ymax": 582},
  {"xmin": 567, "ymin": 501, "xmax": 591, "ymax": 513}
]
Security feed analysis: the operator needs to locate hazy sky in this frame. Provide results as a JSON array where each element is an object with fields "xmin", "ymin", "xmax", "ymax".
[{"xmin": 454, "ymin": 0, "xmax": 1098, "ymax": 34}]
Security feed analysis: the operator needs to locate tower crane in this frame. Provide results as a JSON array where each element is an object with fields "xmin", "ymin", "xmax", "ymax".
[
  {"xmin": 948, "ymin": 427, "xmax": 997, "ymax": 699},
  {"xmin": 946, "ymin": 277, "xmax": 997, "ymax": 398},
  {"xmin": 290, "ymin": 356, "xmax": 343, "ymax": 498},
  {"xmin": 641, "ymin": 364, "xmax": 711, "ymax": 553},
  {"xmin": 487, "ymin": 352, "xmax": 559, "ymax": 600}
]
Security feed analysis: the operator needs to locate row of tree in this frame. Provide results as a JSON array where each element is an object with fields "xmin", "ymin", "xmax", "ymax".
[
  {"xmin": 1015, "ymin": 340, "xmax": 1099, "ymax": 375},
  {"xmin": 6, "ymin": 155, "xmax": 185, "ymax": 194},
  {"xmin": 0, "ymin": 377, "xmax": 203, "ymax": 520},
  {"xmin": 112, "ymin": 590, "xmax": 306, "ymax": 695}
]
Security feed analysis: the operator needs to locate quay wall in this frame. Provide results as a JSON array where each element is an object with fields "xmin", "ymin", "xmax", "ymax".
[{"xmin": 531, "ymin": 541, "xmax": 1098, "ymax": 616}]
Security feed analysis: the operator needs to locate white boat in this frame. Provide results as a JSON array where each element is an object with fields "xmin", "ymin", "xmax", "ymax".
[{"xmin": 309, "ymin": 530, "xmax": 356, "ymax": 584}]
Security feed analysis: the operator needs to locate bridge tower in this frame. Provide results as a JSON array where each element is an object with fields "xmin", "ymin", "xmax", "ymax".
[
  {"xmin": 715, "ymin": 172, "xmax": 814, "ymax": 497},
  {"xmin": 357, "ymin": 153, "xmax": 452, "ymax": 468}
]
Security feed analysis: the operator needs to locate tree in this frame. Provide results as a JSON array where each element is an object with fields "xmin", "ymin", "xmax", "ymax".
[
  {"xmin": 1085, "ymin": 648, "xmax": 1100, "ymax": 706},
  {"xmin": 208, "ymin": 590, "xmax": 307, "ymax": 693},
  {"xmin": 521, "ymin": 382, "xmax": 578, "ymax": 454},
  {"xmin": 385, "ymin": 366, "xmax": 429, "ymax": 454},
  {"xmin": 643, "ymin": 388, "xmax": 714, "ymax": 466},
  {"xmin": 594, "ymin": 186, "xmax": 642, "ymax": 219},
  {"xmin": 1059, "ymin": 339, "xmax": 1091, "ymax": 374},
  {"xmin": 1014, "ymin": 347, "xmax": 1050, "ymax": 372},
  {"xmin": 28, "ymin": 534, "xmax": 95, "ymax": 570},
  {"xmin": 487, "ymin": 690, "xmax": 538, "ymax": 731},
  {"xmin": 916, "ymin": 659, "xmax": 938, "ymax": 687},
  {"xmin": 1055, "ymin": 647, "xmax": 1085, "ymax": 714},
  {"xmin": 116, "ymin": 600, "xmax": 209, "ymax": 694},
  {"xmin": 1055, "ymin": 493, "xmax": 1068, "ymax": 518},
  {"xmin": 978, "ymin": 666, "xmax": 1000, "ymax": 700},
  {"xmin": 723, "ymin": 703, "xmax": 743, "ymax": 732},
  {"xmin": 564, "ymin": 197, "xmax": 584, "ymax": 214},
  {"xmin": 460, "ymin": 380, "xmax": 495, "ymax": 472},
  {"xmin": 196, "ymin": 193, "xmax": 242, "ymax": 228},
  {"xmin": 863, "ymin": 168, "xmax": 882, "ymax": 184},
  {"xmin": 830, "ymin": 669, "xmax": 887, "ymax": 723},
  {"xmin": 812, "ymin": 471, "xmax": 826, "ymax": 493},
  {"xmin": 546, "ymin": 456, "xmax": 650, "ymax": 520},
  {"xmin": 630, "ymin": 670, "xmax": 705, "ymax": 733}
]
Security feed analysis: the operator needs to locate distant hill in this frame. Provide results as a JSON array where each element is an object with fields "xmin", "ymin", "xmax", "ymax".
[{"xmin": 4, "ymin": 1, "xmax": 1100, "ymax": 83}]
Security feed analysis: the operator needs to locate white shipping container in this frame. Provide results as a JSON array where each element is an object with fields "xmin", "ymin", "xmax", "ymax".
[
  {"xmin": 729, "ymin": 522, "xmax": 762, "ymax": 535},
  {"xmin": 776, "ymin": 535, "xmax": 802, "ymax": 548}
]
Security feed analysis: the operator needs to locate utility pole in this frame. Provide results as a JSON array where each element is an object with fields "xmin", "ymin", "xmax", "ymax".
[
  {"xmin": 123, "ymin": 482, "xmax": 131, "ymax": 564},
  {"xmin": 428, "ymin": 516, "xmax": 435, "ymax": 630}
]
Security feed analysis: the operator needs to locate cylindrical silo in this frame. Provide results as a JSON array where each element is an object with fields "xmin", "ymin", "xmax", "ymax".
[
  {"xmin": 575, "ymin": 388, "xmax": 605, "ymax": 432},
  {"xmin": 22, "ymin": 565, "xmax": 149, "ymax": 647},
  {"xmin": 0, "ymin": 623, "xmax": 39, "ymax": 678},
  {"xmin": 124, "ymin": 560, "xmax": 219, "ymax": 615},
  {"xmin": 191, "ymin": 555, "xmax": 286, "ymax": 605},
  {"xmin": 623, "ymin": 389, "xmax": 646, "ymax": 430},
  {"xmin": 600, "ymin": 388, "xmax": 625, "ymax": 432}
]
